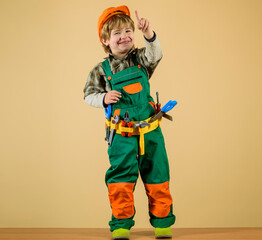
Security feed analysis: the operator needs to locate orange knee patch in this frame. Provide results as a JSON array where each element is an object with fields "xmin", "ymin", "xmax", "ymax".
[
  {"xmin": 144, "ymin": 181, "xmax": 173, "ymax": 218},
  {"xmin": 107, "ymin": 182, "xmax": 135, "ymax": 219}
]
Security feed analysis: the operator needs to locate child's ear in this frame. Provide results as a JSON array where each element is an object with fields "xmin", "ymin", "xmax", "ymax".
[{"xmin": 102, "ymin": 39, "xmax": 109, "ymax": 46}]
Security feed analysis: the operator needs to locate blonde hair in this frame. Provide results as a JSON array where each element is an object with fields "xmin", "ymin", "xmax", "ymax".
[{"xmin": 100, "ymin": 14, "xmax": 135, "ymax": 53}]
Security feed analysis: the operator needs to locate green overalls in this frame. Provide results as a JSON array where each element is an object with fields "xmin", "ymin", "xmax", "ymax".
[{"xmin": 102, "ymin": 54, "xmax": 176, "ymax": 231}]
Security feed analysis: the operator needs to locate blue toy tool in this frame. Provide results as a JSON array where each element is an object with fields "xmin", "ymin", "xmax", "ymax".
[
  {"xmin": 105, "ymin": 104, "xmax": 112, "ymax": 120},
  {"xmin": 161, "ymin": 100, "xmax": 177, "ymax": 113}
]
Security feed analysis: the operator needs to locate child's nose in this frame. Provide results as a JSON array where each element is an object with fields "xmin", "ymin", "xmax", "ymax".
[{"xmin": 121, "ymin": 32, "xmax": 128, "ymax": 38}]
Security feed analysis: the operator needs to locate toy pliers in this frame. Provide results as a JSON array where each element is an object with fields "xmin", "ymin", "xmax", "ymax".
[{"xmin": 121, "ymin": 111, "xmax": 133, "ymax": 137}]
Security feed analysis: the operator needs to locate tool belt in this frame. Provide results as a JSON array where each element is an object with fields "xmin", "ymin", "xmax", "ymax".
[{"xmin": 105, "ymin": 116, "xmax": 162, "ymax": 155}]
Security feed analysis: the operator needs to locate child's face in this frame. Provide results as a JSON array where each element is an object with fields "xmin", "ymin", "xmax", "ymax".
[{"xmin": 103, "ymin": 25, "xmax": 134, "ymax": 58}]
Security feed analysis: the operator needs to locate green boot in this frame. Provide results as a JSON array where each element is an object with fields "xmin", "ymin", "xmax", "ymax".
[
  {"xmin": 112, "ymin": 228, "xmax": 130, "ymax": 240},
  {"xmin": 155, "ymin": 227, "xmax": 172, "ymax": 239}
]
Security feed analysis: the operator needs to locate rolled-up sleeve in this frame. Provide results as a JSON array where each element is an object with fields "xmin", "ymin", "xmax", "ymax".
[
  {"xmin": 144, "ymin": 33, "xmax": 163, "ymax": 64},
  {"xmin": 136, "ymin": 33, "xmax": 163, "ymax": 79},
  {"xmin": 83, "ymin": 63, "xmax": 110, "ymax": 108}
]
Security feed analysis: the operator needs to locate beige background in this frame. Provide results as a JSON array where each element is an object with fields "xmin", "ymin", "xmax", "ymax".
[{"xmin": 1, "ymin": 0, "xmax": 262, "ymax": 228}]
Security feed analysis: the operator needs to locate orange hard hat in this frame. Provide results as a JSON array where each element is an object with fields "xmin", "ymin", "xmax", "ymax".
[{"xmin": 98, "ymin": 5, "xmax": 131, "ymax": 42}]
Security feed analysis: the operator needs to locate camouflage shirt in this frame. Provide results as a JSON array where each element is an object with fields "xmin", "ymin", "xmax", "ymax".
[{"xmin": 83, "ymin": 34, "xmax": 162, "ymax": 108}]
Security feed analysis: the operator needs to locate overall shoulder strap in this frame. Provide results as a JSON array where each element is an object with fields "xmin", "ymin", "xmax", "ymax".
[
  {"xmin": 132, "ymin": 51, "xmax": 148, "ymax": 78},
  {"xmin": 102, "ymin": 59, "xmax": 112, "ymax": 78},
  {"xmin": 131, "ymin": 52, "xmax": 139, "ymax": 66}
]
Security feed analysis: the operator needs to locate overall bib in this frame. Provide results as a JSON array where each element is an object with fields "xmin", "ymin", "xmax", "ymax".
[{"xmin": 102, "ymin": 55, "xmax": 176, "ymax": 231}]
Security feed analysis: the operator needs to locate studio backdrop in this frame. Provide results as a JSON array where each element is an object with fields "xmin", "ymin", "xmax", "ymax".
[{"xmin": 0, "ymin": 0, "xmax": 262, "ymax": 228}]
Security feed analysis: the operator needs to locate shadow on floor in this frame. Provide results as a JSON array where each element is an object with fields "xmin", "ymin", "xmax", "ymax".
[{"xmin": 173, "ymin": 228, "xmax": 248, "ymax": 238}]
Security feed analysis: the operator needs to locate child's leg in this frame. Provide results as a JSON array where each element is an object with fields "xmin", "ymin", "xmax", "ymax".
[
  {"xmin": 138, "ymin": 127, "xmax": 176, "ymax": 228},
  {"xmin": 106, "ymin": 134, "xmax": 140, "ymax": 232}
]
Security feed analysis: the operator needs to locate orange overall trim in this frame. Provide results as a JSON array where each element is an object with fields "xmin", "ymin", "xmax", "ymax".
[
  {"xmin": 123, "ymin": 82, "xmax": 143, "ymax": 94},
  {"xmin": 144, "ymin": 181, "xmax": 173, "ymax": 218},
  {"xmin": 149, "ymin": 101, "xmax": 156, "ymax": 110},
  {"xmin": 113, "ymin": 109, "xmax": 121, "ymax": 117},
  {"xmin": 107, "ymin": 182, "xmax": 135, "ymax": 219}
]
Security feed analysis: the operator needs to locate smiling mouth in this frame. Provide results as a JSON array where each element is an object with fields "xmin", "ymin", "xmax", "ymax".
[{"xmin": 119, "ymin": 41, "xmax": 130, "ymax": 45}]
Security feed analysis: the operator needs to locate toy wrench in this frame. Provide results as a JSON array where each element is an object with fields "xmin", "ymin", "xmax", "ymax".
[
  {"xmin": 149, "ymin": 100, "xmax": 177, "ymax": 123},
  {"xmin": 108, "ymin": 115, "xmax": 120, "ymax": 146}
]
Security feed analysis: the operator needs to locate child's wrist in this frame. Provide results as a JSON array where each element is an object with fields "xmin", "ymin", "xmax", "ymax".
[
  {"xmin": 103, "ymin": 93, "xmax": 108, "ymax": 108},
  {"xmin": 144, "ymin": 31, "xmax": 154, "ymax": 39},
  {"xmin": 144, "ymin": 31, "xmax": 156, "ymax": 42}
]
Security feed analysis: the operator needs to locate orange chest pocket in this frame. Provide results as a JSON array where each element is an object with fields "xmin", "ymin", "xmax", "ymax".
[{"xmin": 123, "ymin": 82, "xmax": 143, "ymax": 94}]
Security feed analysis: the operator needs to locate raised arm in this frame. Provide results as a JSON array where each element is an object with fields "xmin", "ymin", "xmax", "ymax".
[{"xmin": 135, "ymin": 10, "xmax": 154, "ymax": 40}]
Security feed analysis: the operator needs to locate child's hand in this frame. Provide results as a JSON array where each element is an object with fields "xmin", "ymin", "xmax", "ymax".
[
  {"xmin": 135, "ymin": 10, "xmax": 154, "ymax": 40},
  {"xmin": 104, "ymin": 90, "xmax": 122, "ymax": 105}
]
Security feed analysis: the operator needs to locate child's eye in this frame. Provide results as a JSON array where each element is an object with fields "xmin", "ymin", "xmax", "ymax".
[{"xmin": 114, "ymin": 32, "xmax": 120, "ymax": 35}]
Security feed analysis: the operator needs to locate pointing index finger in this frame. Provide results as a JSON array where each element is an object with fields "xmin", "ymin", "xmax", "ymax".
[{"xmin": 135, "ymin": 10, "xmax": 141, "ymax": 21}]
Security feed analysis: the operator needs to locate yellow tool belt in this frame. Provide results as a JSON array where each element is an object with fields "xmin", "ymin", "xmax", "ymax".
[{"xmin": 105, "ymin": 116, "xmax": 162, "ymax": 155}]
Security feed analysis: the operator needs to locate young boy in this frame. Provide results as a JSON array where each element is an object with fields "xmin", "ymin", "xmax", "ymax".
[{"xmin": 83, "ymin": 5, "xmax": 176, "ymax": 239}]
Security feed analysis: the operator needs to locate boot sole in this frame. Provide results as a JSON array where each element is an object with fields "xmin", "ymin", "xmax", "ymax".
[
  {"xmin": 155, "ymin": 235, "xmax": 172, "ymax": 239},
  {"xmin": 113, "ymin": 237, "xmax": 129, "ymax": 240}
]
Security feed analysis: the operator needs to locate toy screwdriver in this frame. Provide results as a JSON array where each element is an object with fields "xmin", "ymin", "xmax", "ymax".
[{"xmin": 156, "ymin": 92, "xmax": 161, "ymax": 113}]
